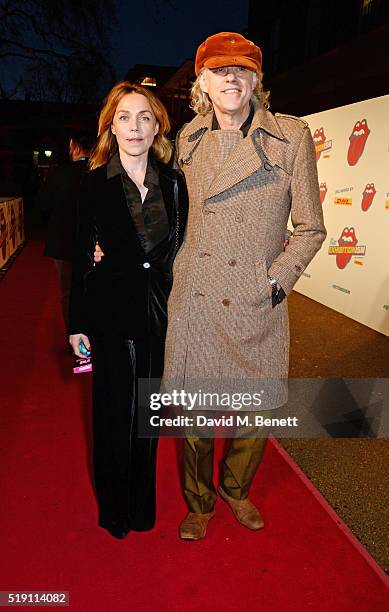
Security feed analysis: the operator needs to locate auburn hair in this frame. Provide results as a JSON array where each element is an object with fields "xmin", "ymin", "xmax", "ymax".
[{"xmin": 89, "ymin": 81, "xmax": 172, "ymax": 169}]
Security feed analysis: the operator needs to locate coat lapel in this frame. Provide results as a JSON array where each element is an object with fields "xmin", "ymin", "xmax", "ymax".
[
  {"xmin": 180, "ymin": 105, "xmax": 295, "ymax": 202},
  {"xmin": 204, "ymin": 133, "xmax": 261, "ymax": 200},
  {"xmin": 158, "ymin": 167, "xmax": 175, "ymax": 231}
]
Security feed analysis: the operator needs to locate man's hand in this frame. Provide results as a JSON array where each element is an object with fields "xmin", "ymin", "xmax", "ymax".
[
  {"xmin": 69, "ymin": 333, "xmax": 91, "ymax": 358},
  {"xmin": 94, "ymin": 241, "xmax": 105, "ymax": 263},
  {"xmin": 283, "ymin": 229, "xmax": 292, "ymax": 250}
]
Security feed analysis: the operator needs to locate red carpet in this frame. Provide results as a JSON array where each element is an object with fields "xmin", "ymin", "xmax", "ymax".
[{"xmin": 1, "ymin": 241, "xmax": 388, "ymax": 611}]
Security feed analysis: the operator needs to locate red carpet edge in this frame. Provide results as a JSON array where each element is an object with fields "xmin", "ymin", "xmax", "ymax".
[{"xmin": 271, "ymin": 437, "xmax": 389, "ymax": 587}]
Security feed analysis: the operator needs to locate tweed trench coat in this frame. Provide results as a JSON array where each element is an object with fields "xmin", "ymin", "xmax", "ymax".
[{"xmin": 163, "ymin": 103, "xmax": 326, "ymax": 409}]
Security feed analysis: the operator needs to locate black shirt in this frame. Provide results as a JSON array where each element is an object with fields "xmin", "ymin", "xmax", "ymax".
[
  {"xmin": 211, "ymin": 104, "xmax": 254, "ymax": 137},
  {"xmin": 107, "ymin": 153, "xmax": 169, "ymax": 254}
]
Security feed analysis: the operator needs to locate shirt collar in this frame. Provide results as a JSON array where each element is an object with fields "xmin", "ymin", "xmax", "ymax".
[{"xmin": 106, "ymin": 152, "xmax": 159, "ymax": 187}]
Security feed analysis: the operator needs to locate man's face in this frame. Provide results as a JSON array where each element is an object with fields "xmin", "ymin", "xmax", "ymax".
[{"xmin": 199, "ymin": 66, "xmax": 258, "ymax": 115}]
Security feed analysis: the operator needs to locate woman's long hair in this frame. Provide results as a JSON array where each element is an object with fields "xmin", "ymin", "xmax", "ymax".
[
  {"xmin": 89, "ymin": 81, "xmax": 172, "ymax": 169},
  {"xmin": 190, "ymin": 69, "xmax": 270, "ymax": 116}
]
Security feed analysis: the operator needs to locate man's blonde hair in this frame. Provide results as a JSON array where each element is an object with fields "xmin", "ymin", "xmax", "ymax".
[{"xmin": 190, "ymin": 69, "xmax": 270, "ymax": 116}]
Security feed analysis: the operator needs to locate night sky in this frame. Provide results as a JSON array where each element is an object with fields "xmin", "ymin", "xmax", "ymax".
[
  {"xmin": 1, "ymin": 0, "xmax": 249, "ymax": 98},
  {"xmin": 111, "ymin": 0, "xmax": 250, "ymax": 77}
]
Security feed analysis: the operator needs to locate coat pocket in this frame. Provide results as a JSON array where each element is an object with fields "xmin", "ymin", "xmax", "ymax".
[{"xmin": 254, "ymin": 260, "xmax": 272, "ymax": 304}]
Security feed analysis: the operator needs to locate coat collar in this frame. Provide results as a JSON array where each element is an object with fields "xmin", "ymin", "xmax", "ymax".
[
  {"xmin": 180, "ymin": 103, "xmax": 285, "ymax": 142},
  {"xmin": 248, "ymin": 105, "xmax": 285, "ymax": 140},
  {"xmin": 179, "ymin": 104, "xmax": 293, "ymax": 201}
]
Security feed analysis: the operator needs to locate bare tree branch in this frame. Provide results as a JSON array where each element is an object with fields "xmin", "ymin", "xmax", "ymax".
[
  {"xmin": 0, "ymin": 0, "xmax": 117, "ymax": 101},
  {"xmin": 1, "ymin": 37, "xmax": 73, "ymax": 61}
]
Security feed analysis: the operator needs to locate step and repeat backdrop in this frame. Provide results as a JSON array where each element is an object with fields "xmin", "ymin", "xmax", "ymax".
[
  {"xmin": 292, "ymin": 94, "xmax": 389, "ymax": 337},
  {"xmin": 0, "ymin": 197, "xmax": 25, "ymax": 268}
]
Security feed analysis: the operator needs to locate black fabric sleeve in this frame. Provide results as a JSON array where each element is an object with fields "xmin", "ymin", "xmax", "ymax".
[
  {"xmin": 68, "ymin": 175, "xmax": 97, "ymax": 335},
  {"xmin": 35, "ymin": 167, "xmax": 61, "ymax": 217}
]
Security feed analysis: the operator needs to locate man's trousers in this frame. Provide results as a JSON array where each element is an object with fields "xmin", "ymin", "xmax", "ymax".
[{"xmin": 183, "ymin": 411, "xmax": 270, "ymax": 513}]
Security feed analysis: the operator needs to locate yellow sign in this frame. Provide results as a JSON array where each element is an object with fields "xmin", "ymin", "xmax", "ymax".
[{"xmin": 334, "ymin": 197, "xmax": 352, "ymax": 206}]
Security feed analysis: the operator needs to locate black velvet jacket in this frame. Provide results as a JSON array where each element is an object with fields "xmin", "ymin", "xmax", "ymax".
[{"xmin": 68, "ymin": 158, "xmax": 188, "ymax": 338}]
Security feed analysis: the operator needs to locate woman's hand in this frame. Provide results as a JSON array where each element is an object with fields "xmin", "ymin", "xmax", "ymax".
[
  {"xmin": 69, "ymin": 333, "xmax": 91, "ymax": 358},
  {"xmin": 94, "ymin": 241, "xmax": 105, "ymax": 263}
]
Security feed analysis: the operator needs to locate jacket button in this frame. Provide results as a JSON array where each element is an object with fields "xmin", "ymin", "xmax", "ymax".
[
  {"xmin": 199, "ymin": 251, "xmax": 209, "ymax": 258},
  {"xmin": 203, "ymin": 209, "xmax": 214, "ymax": 215},
  {"xmin": 235, "ymin": 214, "xmax": 243, "ymax": 223},
  {"xmin": 222, "ymin": 299, "xmax": 230, "ymax": 307},
  {"xmin": 143, "ymin": 262, "xmax": 151, "ymax": 269},
  {"xmin": 228, "ymin": 258, "xmax": 237, "ymax": 266},
  {"xmin": 192, "ymin": 289, "xmax": 204, "ymax": 297}
]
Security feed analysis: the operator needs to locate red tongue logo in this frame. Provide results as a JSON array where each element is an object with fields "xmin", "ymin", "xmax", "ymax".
[
  {"xmin": 347, "ymin": 119, "xmax": 370, "ymax": 166},
  {"xmin": 319, "ymin": 182, "xmax": 328, "ymax": 204},
  {"xmin": 336, "ymin": 227, "xmax": 358, "ymax": 269},
  {"xmin": 361, "ymin": 183, "xmax": 376, "ymax": 211},
  {"xmin": 313, "ymin": 128, "xmax": 326, "ymax": 161}
]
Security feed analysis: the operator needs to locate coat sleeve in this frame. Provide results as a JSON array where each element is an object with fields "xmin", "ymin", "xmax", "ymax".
[
  {"xmin": 68, "ymin": 175, "xmax": 97, "ymax": 334},
  {"xmin": 267, "ymin": 126, "xmax": 327, "ymax": 295},
  {"xmin": 35, "ymin": 166, "xmax": 61, "ymax": 217}
]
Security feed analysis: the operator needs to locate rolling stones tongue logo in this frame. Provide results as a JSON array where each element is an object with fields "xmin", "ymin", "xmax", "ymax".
[
  {"xmin": 347, "ymin": 119, "xmax": 370, "ymax": 166},
  {"xmin": 336, "ymin": 227, "xmax": 358, "ymax": 269},
  {"xmin": 319, "ymin": 182, "xmax": 328, "ymax": 204},
  {"xmin": 361, "ymin": 183, "xmax": 376, "ymax": 211},
  {"xmin": 313, "ymin": 128, "xmax": 325, "ymax": 161}
]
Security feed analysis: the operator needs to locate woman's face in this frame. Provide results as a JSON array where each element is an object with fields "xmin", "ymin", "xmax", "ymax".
[{"xmin": 111, "ymin": 92, "xmax": 159, "ymax": 158}]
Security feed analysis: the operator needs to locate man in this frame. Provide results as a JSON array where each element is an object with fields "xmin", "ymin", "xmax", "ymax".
[
  {"xmin": 162, "ymin": 32, "xmax": 327, "ymax": 540},
  {"xmin": 37, "ymin": 131, "xmax": 92, "ymax": 329}
]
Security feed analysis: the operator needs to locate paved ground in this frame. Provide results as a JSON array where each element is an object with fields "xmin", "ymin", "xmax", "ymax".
[{"xmin": 283, "ymin": 292, "xmax": 389, "ymax": 573}]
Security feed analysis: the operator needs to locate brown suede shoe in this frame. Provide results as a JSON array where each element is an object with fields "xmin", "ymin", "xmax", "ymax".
[
  {"xmin": 218, "ymin": 485, "xmax": 264, "ymax": 530},
  {"xmin": 179, "ymin": 511, "xmax": 215, "ymax": 540}
]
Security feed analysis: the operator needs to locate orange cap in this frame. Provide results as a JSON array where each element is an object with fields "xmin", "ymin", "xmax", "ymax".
[{"xmin": 195, "ymin": 32, "xmax": 262, "ymax": 76}]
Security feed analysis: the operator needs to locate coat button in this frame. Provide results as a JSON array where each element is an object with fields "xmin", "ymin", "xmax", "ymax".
[
  {"xmin": 222, "ymin": 299, "xmax": 230, "ymax": 307},
  {"xmin": 199, "ymin": 251, "xmax": 208, "ymax": 258},
  {"xmin": 143, "ymin": 262, "xmax": 151, "ymax": 269},
  {"xmin": 235, "ymin": 214, "xmax": 243, "ymax": 223},
  {"xmin": 228, "ymin": 258, "xmax": 237, "ymax": 266},
  {"xmin": 192, "ymin": 289, "xmax": 204, "ymax": 297}
]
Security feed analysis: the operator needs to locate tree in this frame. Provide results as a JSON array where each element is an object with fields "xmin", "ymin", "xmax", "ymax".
[{"xmin": 0, "ymin": 0, "xmax": 117, "ymax": 102}]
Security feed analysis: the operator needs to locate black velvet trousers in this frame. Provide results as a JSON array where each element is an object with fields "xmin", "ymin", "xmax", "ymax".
[{"xmin": 91, "ymin": 334, "xmax": 164, "ymax": 538}]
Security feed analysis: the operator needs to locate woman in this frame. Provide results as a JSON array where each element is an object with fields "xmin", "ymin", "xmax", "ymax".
[{"xmin": 68, "ymin": 82, "xmax": 188, "ymax": 539}]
